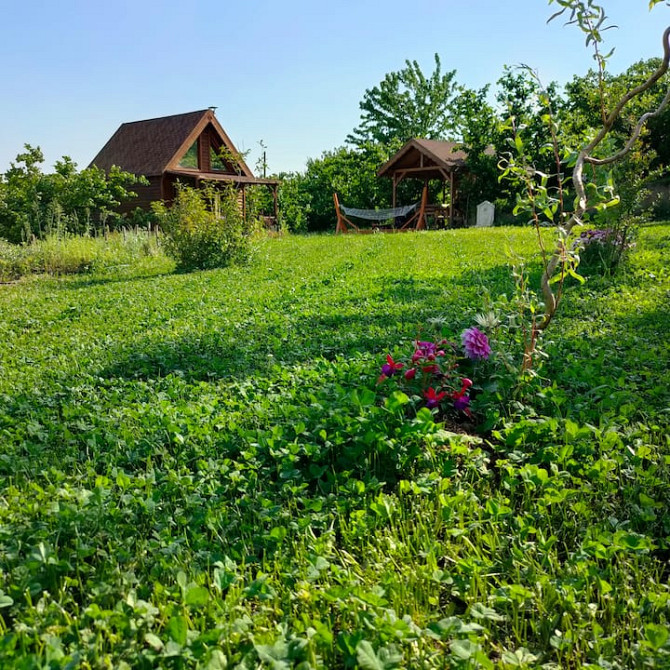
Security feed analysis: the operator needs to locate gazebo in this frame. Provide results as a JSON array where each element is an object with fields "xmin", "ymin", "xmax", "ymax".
[{"xmin": 377, "ymin": 138, "xmax": 469, "ymax": 228}]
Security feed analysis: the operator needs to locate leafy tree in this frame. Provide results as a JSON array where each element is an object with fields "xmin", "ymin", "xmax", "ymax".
[
  {"xmin": 496, "ymin": 67, "xmax": 564, "ymax": 177},
  {"xmin": 501, "ymin": 0, "xmax": 670, "ymax": 350},
  {"xmin": 0, "ymin": 145, "xmax": 146, "ymax": 243},
  {"xmin": 565, "ymin": 57, "xmax": 670, "ymax": 169},
  {"xmin": 452, "ymin": 85, "xmax": 505, "ymax": 221},
  {"xmin": 347, "ymin": 54, "xmax": 459, "ymax": 146}
]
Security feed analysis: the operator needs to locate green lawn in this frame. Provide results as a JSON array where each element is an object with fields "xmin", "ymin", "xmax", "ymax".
[{"xmin": 0, "ymin": 226, "xmax": 668, "ymax": 668}]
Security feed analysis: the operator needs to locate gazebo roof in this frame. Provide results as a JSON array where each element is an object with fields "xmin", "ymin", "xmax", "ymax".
[{"xmin": 377, "ymin": 138, "xmax": 469, "ymax": 181}]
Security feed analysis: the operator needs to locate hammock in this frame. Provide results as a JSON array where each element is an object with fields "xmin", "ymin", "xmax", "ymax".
[
  {"xmin": 333, "ymin": 188, "xmax": 428, "ymax": 234},
  {"xmin": 340, "ymin": 202, "xmax": 417, "ymax": 221}
]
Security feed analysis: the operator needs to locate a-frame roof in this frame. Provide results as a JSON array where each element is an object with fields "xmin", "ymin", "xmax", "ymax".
[
  {"xmin": 377, "ymin": 138, "xmax": 469, "ymax": 181},
  {"xmin": 90, "ymin": 109, "xmax": 255, "ymax": 178}
]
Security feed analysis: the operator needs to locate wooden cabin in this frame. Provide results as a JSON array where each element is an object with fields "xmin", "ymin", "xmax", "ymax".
[{"xmin": 90, "ymin": 109, "xmax": 278, "ymax": 220}]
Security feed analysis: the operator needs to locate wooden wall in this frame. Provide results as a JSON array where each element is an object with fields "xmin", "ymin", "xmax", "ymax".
[{"xmin": 117, "ymin": 176, "xmax": 163, "ymax": 214}]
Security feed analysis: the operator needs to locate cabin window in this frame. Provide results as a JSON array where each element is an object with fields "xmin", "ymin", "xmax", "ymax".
[
  {"xmin": 179, "ymin": 140, "xmax": 199, "ymax": 169},
  {"xmin": 210, "ymin": 146, "xmax": 228, "ymax": 172}
]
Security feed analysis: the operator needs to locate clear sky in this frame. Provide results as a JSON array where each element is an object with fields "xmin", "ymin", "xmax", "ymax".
[{"xmin": 0, "ymin": 1, "xmax": 667, "ymax": 176}]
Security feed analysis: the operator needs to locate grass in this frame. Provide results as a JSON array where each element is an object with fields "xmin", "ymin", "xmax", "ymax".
[
  {"xmin": 0, "ymin": 225, "xmax": 668, "ymax": 668},
  {"xmin": 0, "ymin": 230, "xmax": 169, "ymax": 281}
]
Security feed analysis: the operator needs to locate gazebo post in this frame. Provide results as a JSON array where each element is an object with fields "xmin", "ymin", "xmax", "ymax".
[{"xmin": 333, "ymin": 193, "xmax": 346, "ymax": 234}]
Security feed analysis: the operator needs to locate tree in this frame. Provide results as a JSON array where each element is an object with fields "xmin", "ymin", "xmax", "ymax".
[
  {"xmin": 278, "ymin": 142, "xmax": 404, "ymax": 231},
  {"xmin": 347, "ymin": 54, "xmax": 459, "ymax": 147},
  {"xmin": 565, "ymin": 57, "xmax": 670, "ymax": 169},
  {"xmin": 452, "ymin": 85, "xmax": 505, "ymax": 221},
  {"xmin": 0, "ymin": 145, "xmax": 146, "ymax": 243},
  {"xmin": 501, "ymin": 0, "xmax": 670, "ymax": 367}
]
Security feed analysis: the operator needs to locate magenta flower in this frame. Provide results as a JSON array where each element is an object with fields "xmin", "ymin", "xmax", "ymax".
[
  {"xmin": 413, "ymin": 341, "xmax": 446, "ymax": 362},
  {"xmin": 453, "ymin": 394, "xmax": 470, "ymax": 411},
  {"xmin": 404, "ymin": 368, "xmax": 417, "ymax": 381},
  {"xmin": 424, "ymin": 387, "xmax": 446, "ymax": 409},
  {"xmin": 381, "ymin": 354, "xmax": 404, "ymax": 377},
  {"xmin": 461, "ymin": 327, "xmax": 491, "ymax": 360},
  {"xmin": 452, "ymin": 378, "xmax": 473, "ymax": 414}
]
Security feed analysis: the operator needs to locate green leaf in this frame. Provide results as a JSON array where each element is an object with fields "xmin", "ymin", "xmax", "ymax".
[
  {"xmin": 167, "ymin": 615, "xmax": 188, "ymax": 645},
  {"xmin": 145, "ymin": 633, "xmax": 164, "ymax": 651},
  {"xmin": 356, "ymin": 640, "xmax": 402, "ymax": 669},
  {"xmin": 450, "ymin": 639, "xmax": 478, "ymax": 660},
  {"xmin": 0, "ymin": 594, "xmax": 13, "ymax": 608},
  {"xmin": 385, "ymin": 390, "xmax": 410, "ymax": 412},
  {"xmin": 207, "ymin": 650, "xmax": 228, "ymax": 669},
  {"xmin": 470, "ymin": 602, "xmax": 505, "ymax": 621},
  {"xmin": 184, "ymin": 584, "xmax": 210, "ymax": 607},
  {"xmin": 645, "ymin": 623, "xmax": 669, "ymax": 650}
]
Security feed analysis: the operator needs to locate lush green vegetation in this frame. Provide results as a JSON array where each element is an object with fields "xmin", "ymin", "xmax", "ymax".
[
  {"xmin": 0, "ymin": 225, "xmax": 668, "ymax": 668},
  {"xmin": 277, "ymin": 48, "xmax": 670, "ymax": 232},
  {"xmin": 0, "ymin": 146, "xmax": 146, "ymax": 244},
  {"xmin": 152, "ymin": 185, "xmax": 255, "ymax": 272},
  {"xmin": 0, "ymin": 230, "xmax": 167, "ymax": 282}
]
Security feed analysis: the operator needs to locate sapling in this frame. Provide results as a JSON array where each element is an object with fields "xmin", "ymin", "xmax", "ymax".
[{"xmin": 503, "ymin": 0, "xmax": 670, "ymax": 344}]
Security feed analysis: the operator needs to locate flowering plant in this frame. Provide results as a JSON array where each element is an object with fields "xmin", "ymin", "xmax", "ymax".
[
  {"xmin": 378, "ymin": 327, "xmax": 492, "ymax": 421},
  {"xmin": 572, "ymin": 227, "xmax": 635, "ymax": 275}
]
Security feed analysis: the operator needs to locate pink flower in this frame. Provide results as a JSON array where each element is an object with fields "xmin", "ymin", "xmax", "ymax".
[
  {"xmin": 378, "ymin": 354, "xmax": 404, "ymax": 384},
  {"xmin": 461, "ymin": 327, "xmax": 491, "ymax": 360},
  {"xmin": 404, "ymin": 368, "xmax": 417, "ymax": 381},
  {"xmin": 381, "ymin": 354, "xmax": 404, "ymax": 377}
]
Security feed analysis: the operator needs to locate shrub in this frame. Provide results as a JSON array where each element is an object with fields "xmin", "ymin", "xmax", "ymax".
[
  {"xmin": 0, "ymin": 145, "xmax": 146, "ymax": 243},
  {"xmin": 153, "ymin": 183, "xmax": 252, "ymax": 271},
  {"xmin": 573, "ymin": 226, "xmax": 636, "ymax": 275}
]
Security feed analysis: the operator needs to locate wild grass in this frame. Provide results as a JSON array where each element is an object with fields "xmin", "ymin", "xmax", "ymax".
[
  {"xmin": 0, "ymin": 225, "xmax": 668, "ymax": 668},
  {"xmin": 0, "ymin": 229, "xmax": 170, "ymax": 281}
]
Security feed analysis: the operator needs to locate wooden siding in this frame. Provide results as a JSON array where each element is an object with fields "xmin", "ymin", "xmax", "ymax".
[{"xmin": 117, "ymin": 176, "xmax": 162, "ymax": 214}]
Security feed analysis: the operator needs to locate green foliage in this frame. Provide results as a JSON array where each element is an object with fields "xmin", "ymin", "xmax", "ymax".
[
  {"xmin": 152, "ymin": 183, "xmax": 252, "ymax": 270},
  {"xmin": 452, "ymin": 85, "xmax": 505, "ymax": 222},
  {"xmin": 278, "ymin": 142, "xmax": 409, "ymax": 231},
  {"xmin": 0, "ymin": 145, "xmax": 146, "ymax": 243},
  {"xmin": 0, "ymin": 230, "xmax": 168, "ymax": 281},
  {"xmin": 0, "ymin": 226, "xmax": 668, "ymax": 668},
  {"xmin": 347, "ymin": 54, "xmax": 459, "ymax": 147}
]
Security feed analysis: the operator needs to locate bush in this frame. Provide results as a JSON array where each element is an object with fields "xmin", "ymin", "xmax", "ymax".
[
  {"xmin": 573, "ymin": 226, "xmax": 636, "ymax": 275},
  {"xmin": 152, "ymin": 184, "xmax": 252, "ymax": 271},
  {"xmin": 0, "ymin": 145, "xmax": 146, "ymax": 243}
]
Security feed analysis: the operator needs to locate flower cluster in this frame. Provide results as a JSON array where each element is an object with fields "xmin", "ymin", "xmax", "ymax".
[
  {"xmin": 378, "ymin": 327, "xmax": 492, "ymax": 418},
  {"xmin": 572, "ymin": 228, "xmax": 633, "ymax": 250}
]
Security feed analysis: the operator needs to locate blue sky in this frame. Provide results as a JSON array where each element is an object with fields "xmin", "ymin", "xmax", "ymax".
[{"xmin": 0, "ymin": 1, "xmax": 667, "ymax": 176}]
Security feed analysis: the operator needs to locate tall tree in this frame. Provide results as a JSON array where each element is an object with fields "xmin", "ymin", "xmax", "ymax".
[{"xmin": 347, "ymin": 54, "xmax": 459, "ymax": 146}]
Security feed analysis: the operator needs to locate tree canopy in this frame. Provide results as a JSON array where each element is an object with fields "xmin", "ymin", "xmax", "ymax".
[{"xmin": 346, "ymin": 54, "xmax": 459, "ymax": 147}]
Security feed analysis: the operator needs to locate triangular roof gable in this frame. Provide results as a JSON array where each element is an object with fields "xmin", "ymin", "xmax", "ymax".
[
  {"xmin": 377, "ymin": 138, "xmax": 467, "ymax": 179},
  {"xmin": 90, "ymin": 109, "xmax": 254, "ymax": 178},
  {"xmin": 167, "ymin": 110, "xmax": 254, "ymax": 178}
]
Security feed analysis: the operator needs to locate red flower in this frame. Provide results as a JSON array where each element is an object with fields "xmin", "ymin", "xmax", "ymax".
[
  {"xmin": 378, "ymin": 354, "xmax": 404, "ymax": 383},
  {"xmin": 451, "ymin": 378, "xmax": 473, "ymax": 416},
  {"xmin": 424, "ymin": 387, "xmax": 447, "ymax": 409},
  {"xmin": 404, "ymin": 368, "xmax": 417, "ymax": 381}
]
